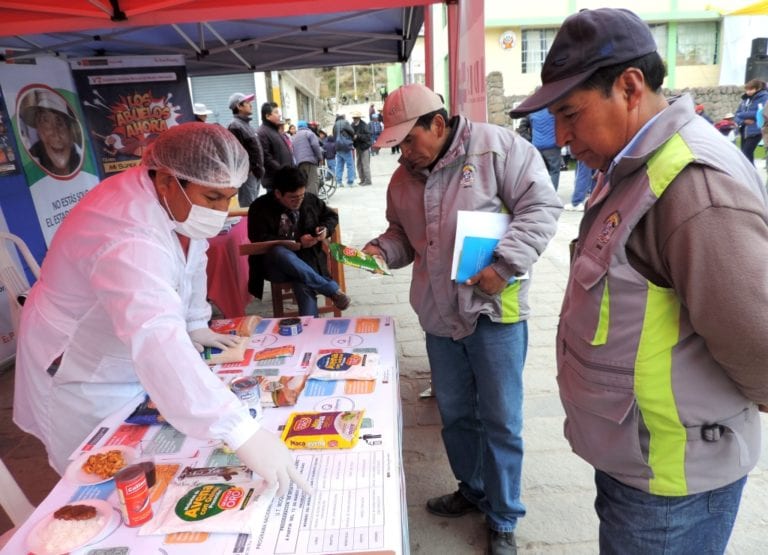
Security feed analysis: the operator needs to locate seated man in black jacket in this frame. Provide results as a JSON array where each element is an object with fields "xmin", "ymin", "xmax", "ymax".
[{"xmin": 247, "ymin": 166, "xmax": 351, "ymax": 316}]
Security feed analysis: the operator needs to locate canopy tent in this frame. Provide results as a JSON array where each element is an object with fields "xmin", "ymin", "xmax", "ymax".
[
  {"xmin": 0, "ymin": 0, "xmax": 429, "ymax": 76},
  {"xmin": 728, "ymin": 1, "xmax": 768, "ymax": 14}
]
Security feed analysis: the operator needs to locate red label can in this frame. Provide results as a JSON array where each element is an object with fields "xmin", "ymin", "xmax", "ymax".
[{"xmin": 115, "ymin": 464, "xmax": 153, "ymax": 527}]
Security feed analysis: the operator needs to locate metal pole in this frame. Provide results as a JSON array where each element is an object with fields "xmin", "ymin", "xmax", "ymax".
[
  {"xmin": 352, "ymin": 65, "xmax": 357, "ymax": 102},
  {"xmin": 335, "ymin": 66, "xmax": 340, "ymax": 113}
]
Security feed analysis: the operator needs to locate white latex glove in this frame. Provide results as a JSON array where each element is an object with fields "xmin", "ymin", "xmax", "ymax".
[
  {"xmin": 236, "ymin": 428, "xmax": 313, "ymax": 497},
  {"xmin": 188, "ymin": 328, "xmax": 241, "ymax": 353}
]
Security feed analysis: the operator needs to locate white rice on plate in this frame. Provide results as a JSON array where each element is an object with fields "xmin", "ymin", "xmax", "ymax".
[{"xmin": 38, "ymin": 515, "xmax": 105, "ymax": 553}]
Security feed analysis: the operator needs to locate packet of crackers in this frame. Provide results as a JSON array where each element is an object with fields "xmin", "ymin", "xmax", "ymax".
[
  {"xmin": 329, "ymin": 243, "xmax": 392, "ymax": 275},
  {"xmin": 281, "ymin": 410, "xmax": 365, "ymax": 449},
  {"xmin": 210, "ymin": 315, "xmax": 261, "ymax": 337}
]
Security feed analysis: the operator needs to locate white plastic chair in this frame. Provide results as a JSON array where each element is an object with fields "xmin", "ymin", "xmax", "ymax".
[
  {"xmin": 0, "ymin": 456, "xmax": 34, "ymax": 527},
  {"xmin": 0, "ymin": 231, "xmax": 41, "ymax": 334},
  {"xmin": 0, "ymin": 232, "xmax": 39, "ymax": 532}
]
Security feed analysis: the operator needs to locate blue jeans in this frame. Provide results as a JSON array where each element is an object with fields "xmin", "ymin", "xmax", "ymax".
[
  {"xmin": 426, "ymin": 317, "xmax": 528, "ymax": 533},
  {"xmin": 335, "ymin": 150, "xmax": 356, "ymax": 185},
  {"xmin": 595, "ymin": 470, "xmax": 746, "ymax": 554},
  {"xmin": 261, "ymin": 246, "xmax": 339, "ymax": 316},
  {"xmin": 572, "ymin": 161, "xmax": 595, "ymax": 205},
  {"xmin": 538, "ymin": 147, "xmax": 562, "ymax": 190}
]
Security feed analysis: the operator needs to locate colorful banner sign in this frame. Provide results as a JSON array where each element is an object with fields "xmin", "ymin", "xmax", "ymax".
[
  {"xmin": 70, "ymin": 55, "xmax": 193, "ymax": 178},
  {"xmin": 0, "ymin": 54, "xmax": 100, "ymax": 247}
]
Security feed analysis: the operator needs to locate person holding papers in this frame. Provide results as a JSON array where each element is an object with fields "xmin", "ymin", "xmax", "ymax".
[
  {"xmin": 14, "ymin": 123, "xmax": 308, "ymax": 497},
  {"xmin": 362, "ymin": 83, "xmax": 561, "ymax": 555}
]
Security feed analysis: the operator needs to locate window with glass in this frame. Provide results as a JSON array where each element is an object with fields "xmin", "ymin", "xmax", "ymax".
[
  {"xmin": 648, "ymin": 24, "xmax": 668, "ymax": 53},
  {"xmin": 677, "ymin": 22, "xmax": 718, "ymax": 65},
  {"xmin": 521, "ymin": 28, "xmax": 558, "ymax": 74}
]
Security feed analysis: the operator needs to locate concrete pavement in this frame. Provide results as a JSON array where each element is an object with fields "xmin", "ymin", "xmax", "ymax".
[{"xmin": 258, "ymin": 151, "xmax": 768, "ymax": 554}]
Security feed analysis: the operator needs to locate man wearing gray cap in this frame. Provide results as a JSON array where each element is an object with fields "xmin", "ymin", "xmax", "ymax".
[
  {"xmin": 511, "ymin": 8, "xmax": 768, "ymax": 553},
  {"xmin": 14, "ymin": 123, "xmax": 309, "ymax": 498},
  {"xmin": 228, "ymin": 92, "xmax": 265, "ymax": 207}
]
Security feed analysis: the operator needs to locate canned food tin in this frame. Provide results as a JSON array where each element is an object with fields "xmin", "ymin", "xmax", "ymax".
[
  {"xmin": 115, "ymin": 464, "xmax": 153, "ymax": 527},
  {"xmin": 230, "ymin": 376, "xmax": 263, "ymax": 420},
  {"xmin": 278, "ymin": 317, "xmax": 303, "ymax": 336}
]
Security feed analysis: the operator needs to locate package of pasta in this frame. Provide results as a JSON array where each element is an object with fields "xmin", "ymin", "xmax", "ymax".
[
  {"xmin": 329, "ymin": 243, "xmax": 392, "ymax": 275},
  {"xmin": 138, "ymin": 480, "xmax": 276, "ymax": 536},
  {"xmin": 209, "ymin": 315, "xmax": 261, "ymax": 337},
  {"xmin": 281, "ymin": 410, "xmax": 365, "ymax": 449},
  {"xmin": 310, "ymin": 350, "xmax": 380, "ymax": 381}
]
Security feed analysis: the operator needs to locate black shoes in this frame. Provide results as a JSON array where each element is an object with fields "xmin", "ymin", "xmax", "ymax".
[
  {"xmin": 331, "ymin": 291, "xmax": 351, "ymax": 310},
  {"xmin": 425, "ymin": 491, "xmax": 478, "ymax": 518},
  {"xmin": 487, "ymin": 529, "xmax": 517, "ymax": 555}
]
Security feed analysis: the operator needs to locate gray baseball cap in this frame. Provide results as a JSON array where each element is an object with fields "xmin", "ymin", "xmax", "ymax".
[{"xmin": 509, "ymin": 8, "xmax": 658, "ymax": 117}]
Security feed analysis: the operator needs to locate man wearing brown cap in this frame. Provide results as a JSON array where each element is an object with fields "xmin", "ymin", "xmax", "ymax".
[
  {"xmin": 511, "ymin": 8, "xmax": 768, "ymax": 553},
  {"xmin": 363, "ymin": 83, "xmax": 562, "ymax": 554}
]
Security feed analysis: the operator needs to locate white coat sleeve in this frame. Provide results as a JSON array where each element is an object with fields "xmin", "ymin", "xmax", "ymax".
[
  {"xmin": 89, "ymin": 236, "xmax": 259, "ymax": 451},
  {"xmin": 186, "ymin": 239, "xmax": 213, "ymax": 332}
]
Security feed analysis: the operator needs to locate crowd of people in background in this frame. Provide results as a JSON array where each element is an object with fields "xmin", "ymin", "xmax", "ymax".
[{"xmin": 193, "ymin": 91, "xmax": 404, "ymax": 198}]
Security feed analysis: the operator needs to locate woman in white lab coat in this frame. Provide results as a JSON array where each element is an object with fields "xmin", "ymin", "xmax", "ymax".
[{"xmin": 13, "ymin": 123, "xmax": 307, "ymax": 496}]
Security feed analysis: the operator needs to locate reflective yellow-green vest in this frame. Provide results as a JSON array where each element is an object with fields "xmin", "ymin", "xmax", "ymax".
[{"xmin": 557, "ymin": 130, "xmax": 761, "ymax": 496}]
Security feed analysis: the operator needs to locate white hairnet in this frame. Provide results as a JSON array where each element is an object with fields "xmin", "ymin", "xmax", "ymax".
[{"xmin": 143, "ymin": 122, "xmax": 249, "ymax": 188}]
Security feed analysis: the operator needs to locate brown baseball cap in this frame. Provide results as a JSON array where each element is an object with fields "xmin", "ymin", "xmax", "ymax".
[
  {"xmin": 374, "ymin": 83, "xmax": 444, "ymax": 148},
  {"xmin": 509, "ymin": 8, "xmax": 658, "ymax": 118}
]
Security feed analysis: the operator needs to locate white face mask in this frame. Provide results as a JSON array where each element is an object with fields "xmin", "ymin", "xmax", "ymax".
[{"xmin": 164, "ymin": 178, "xmax": 228, "ymax": 239}]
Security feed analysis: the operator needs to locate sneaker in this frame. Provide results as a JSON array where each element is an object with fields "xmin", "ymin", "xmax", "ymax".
[
  {"xmin": 360, "ymin": 181, "xmax": 372, "ymax": 186},
  {"xmin": 425, "ymin": 491, "xmax": 478, "ymax": 518},
  {"xmin": 564, "ymin": 202, "xmax": 584, "ymax": 211},
  {"xmin": 331, "ymin": 291, "xmax": 351, "ymax": 310},
  {"xmin": 488, "ymin": 529, "xmax": 517, "ymax": 555}
]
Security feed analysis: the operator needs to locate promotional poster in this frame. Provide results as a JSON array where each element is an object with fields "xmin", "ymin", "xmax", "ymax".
[
  {"xmin": 70, "ymin": 55, "xmax": 193, "ymax": 178},
  {"xmin": 0, "ymin": 54, "xmax": 100, "ymax": 247}
]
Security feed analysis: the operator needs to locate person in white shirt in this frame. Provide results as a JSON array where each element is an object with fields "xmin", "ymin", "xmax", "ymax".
[{"xmin": 13, "ymin": 123, "xmax": 308, "ymax": 496}]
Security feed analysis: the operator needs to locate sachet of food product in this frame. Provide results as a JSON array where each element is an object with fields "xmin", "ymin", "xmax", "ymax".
[
  {"xmin": 139, "ymin": 477, "xmax": 275, "ymax": 536},
  {"xmin": 209, "ymin": 315, "xmax": 261, "ymax": 337},
  {"xmin": 256, "ymin": 374, "xmax": 309, "ymax": 407},
  {"xmin": 329, "ymin": 243, "xmax": 391, "ymax": 275}
]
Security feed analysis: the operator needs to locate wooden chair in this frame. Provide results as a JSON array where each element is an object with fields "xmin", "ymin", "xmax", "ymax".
[{"xmin": 239, "ymin": 219, "xmax": 346, "ymax": 318}]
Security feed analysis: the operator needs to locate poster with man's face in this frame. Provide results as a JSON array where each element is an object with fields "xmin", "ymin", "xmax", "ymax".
[
  {"xmin": 0, "ymin": 54, "xmax": 99, "ymax": 246},
  {"xmin": 16, "ymin": 85, "xmax": 85, "ymax": 179}
]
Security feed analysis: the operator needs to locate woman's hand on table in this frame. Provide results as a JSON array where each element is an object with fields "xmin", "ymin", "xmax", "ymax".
[
  {"xmin": 237, "ymin": 428, "xmax": 313, "ymax": 497},
  {"xmin": 188, "ymin": 328, "xmax": 241, "ymax": 352}
]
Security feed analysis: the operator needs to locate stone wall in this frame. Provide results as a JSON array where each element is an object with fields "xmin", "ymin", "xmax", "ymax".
[{"xmin": 487, "ymin": 71, "xmax": 746, "ymax": 127}]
